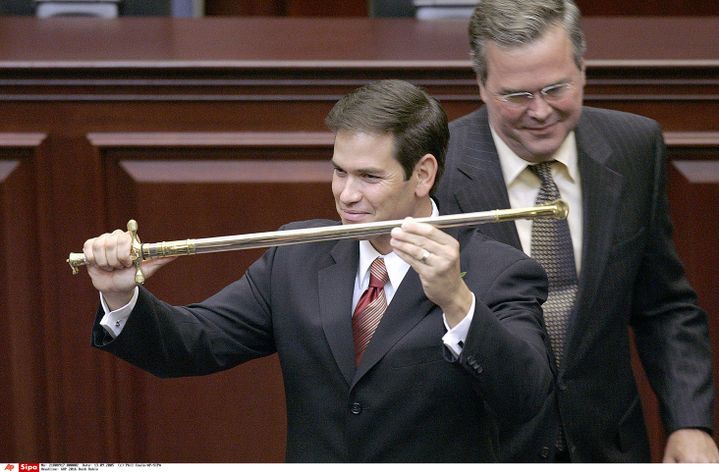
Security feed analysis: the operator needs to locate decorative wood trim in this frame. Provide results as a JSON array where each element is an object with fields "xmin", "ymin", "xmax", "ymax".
[
  {"xmin": 87, "ymin": 131, "xmax": 334, "ymax": 147},
  {"xmin": 0, "ymin": 161, "xmax": 19, "ymax": 181},
  {"xmin": 0, "ymin": 133, "xmax": 48, "ymax": 147},
  {"xmin": 7, "ymin": 59, "xmax": 719, "ymax": 70},
  {"xmin": 671, "ymin": 161, "xmax": 719, "ymax": 183},
  {"xmin": 86, "ymin": 131, "xmax": 719, "ymax": 149},
  {"xmin": 664, "ymin": 131, "xmax": 719, "ymax": 147},
  {"xmin": 120, "ymin": 160, "xmax": 333, "ymax": 183}
]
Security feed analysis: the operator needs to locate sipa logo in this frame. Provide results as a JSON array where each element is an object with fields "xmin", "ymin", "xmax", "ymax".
[
  {"xmin": 19, "ymin": 466, "xmax": 39, "ymax": 471},
  {"xmin": 4, "ymin": 466, "xmax": 15, "ymax": 471}
]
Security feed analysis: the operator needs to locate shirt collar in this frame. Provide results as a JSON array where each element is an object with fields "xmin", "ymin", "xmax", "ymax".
[
  {"xmin": 489, "ymin": 126, "xmax": 579, "ymax": 184},
  {"xmin": 357, "ymin": 198, "xmax": 438, "ymax": 290}
]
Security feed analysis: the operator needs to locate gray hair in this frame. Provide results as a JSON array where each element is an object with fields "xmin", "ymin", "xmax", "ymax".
[{"xmin": 469, "ymin": 0, "xmax": 586, "ymax": 83}]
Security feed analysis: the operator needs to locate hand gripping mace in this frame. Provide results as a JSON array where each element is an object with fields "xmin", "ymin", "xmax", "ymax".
[{"xmin": 67, "ymin": 200, "xmax": 568, "ymax": 285}]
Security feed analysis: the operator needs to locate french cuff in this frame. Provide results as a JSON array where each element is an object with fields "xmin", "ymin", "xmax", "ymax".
[
  {"xmin": 442, "ymin": 293, "xmax": 475, "ymax": 361},
  {"xmin": 99, "ymin": 286, "xmax": 139, "ymax": 339}
]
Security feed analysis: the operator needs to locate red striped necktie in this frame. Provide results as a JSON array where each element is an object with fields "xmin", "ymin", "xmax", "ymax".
[{"xmin": 352, "ymin": 257, "xmax": 389, "ymax": 365}]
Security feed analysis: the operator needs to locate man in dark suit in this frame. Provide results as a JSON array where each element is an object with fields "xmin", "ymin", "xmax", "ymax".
[
  {"xmin": 82, "ymin": 79, "xmax": 553, "ymax": 462},
  {"xmin": 436, "ymin": 0, "xmax": 717, "ymax": 463}
]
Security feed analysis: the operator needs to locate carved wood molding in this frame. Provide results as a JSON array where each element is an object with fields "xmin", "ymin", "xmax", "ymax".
[
  {"xmin": 86, "ymin": 131, "xmax": 334, "ymax": 147},
  {"xmin": 664, "ymin": 131, "xmax": 719, "ymax": 147},
  {"xmin": 0, "ymin": 133, "xmax": 48, "ymax": 147}
]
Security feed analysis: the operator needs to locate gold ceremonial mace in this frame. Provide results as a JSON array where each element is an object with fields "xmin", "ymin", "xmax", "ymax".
[{"xmin": 67, "ymin": 200, "xmax": 568, "ymax": 285}]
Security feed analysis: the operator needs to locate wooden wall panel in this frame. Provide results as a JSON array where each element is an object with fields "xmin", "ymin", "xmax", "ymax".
[
  {"xmin": 0, "ymin": 134, "xmax": 50, "ymax": 460},
  {"xmin": 86, "ymin": 132, "xmax": 336, "ymax": 461},
  {"xmin": 0, "ymin": 17, "xmax": 717, "ymax": 462}
]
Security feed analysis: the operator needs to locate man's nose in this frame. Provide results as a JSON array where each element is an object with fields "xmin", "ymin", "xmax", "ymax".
[
  {"xmin": 339, "ymin": 176, "xmax": 362, "ymax": 203},
  {"xmin": 526, "ymin": 94, "xmax": 552, "ymax": 120}
]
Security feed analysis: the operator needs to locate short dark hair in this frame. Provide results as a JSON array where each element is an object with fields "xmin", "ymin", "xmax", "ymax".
[
  {"xmin": 325, "ymin": 79, "xmax": 449, "ymax": 194},
  {"xmin": 469, "ymin": 0, "xmax": 586, "ymax": 83}
]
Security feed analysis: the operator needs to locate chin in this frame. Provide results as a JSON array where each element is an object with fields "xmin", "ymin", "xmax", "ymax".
[{"xmin": 524, "ymin": 141, "xmax": 563, "ymax": 160}]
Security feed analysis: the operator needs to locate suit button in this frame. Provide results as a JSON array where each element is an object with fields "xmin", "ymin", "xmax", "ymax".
[
  {"xmin": 467, "ymin": 357, "xmax": 483, "ymax": 373},
  {"xmin": 559, "ymin": 383, "xmax": 567, "ymax": 391},
  {"xmin": 350, "ymin": 402, "xmax": 362, "ymax": 415},
  {"xmin": 540, "ymin": 446, "xmax": 550, "ymax": 459}
]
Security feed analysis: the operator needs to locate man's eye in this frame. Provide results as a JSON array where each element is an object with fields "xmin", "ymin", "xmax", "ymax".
[
  {"xmin": 334, "ymin": 168, "xmax": 347, "ymax": 176},
  {"xmin": 542, "ymin": 83, "xmax": 571, "ymax": 98},
  {"xmin": 502, "ymin": 92, "xmax": 532, "ymax": 103}
]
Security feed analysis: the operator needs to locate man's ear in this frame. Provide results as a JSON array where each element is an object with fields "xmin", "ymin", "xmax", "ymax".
[
  {"xmin": 414, "ymin": 154, "xmax": 437, "ymax": 197},
  {"xmin": 477, "ymin": 76, "xmax": 488, "ymax": 104}
]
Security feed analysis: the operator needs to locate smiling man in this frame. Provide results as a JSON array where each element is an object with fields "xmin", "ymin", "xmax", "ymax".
[
  {"xmin": 478, "ymin": 22, "xmax": 585, "ymax": 162},
  {"xmin": 81, "ymin": 79, "xmax": 552, "ymax": 462},
  {"xmin": 436, "ymin": 0, "xmax": 718, "ymax": 463}
]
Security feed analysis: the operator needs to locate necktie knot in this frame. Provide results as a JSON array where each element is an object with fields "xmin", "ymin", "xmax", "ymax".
[
  {"xmin": 529, "ymin": 160, "xmax": 556, "ymax": 184},
  {"xmin": 529, "ymin": 161, "xmax": 562, "ymax": 205},
  {"xmin": 368, "ymin": 257, "xmax": 388, "ymax": 289}
]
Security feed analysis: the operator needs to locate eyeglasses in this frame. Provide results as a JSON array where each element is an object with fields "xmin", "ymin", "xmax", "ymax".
[{"xmin": 495, "ymin": 82, "xmax": 574, "ymax": 107}]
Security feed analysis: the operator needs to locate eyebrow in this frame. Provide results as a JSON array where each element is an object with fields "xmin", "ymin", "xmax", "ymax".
[
  {"xmin": 499, "ymin": 81, "xmax": 567, "ymax": 95},
  {"xmin": 331, "ymin": 161, "xmax": 386, "ymax": 176},
  {"xmin": 498, "ymin": 86, "xmax": 528, "ymax": 95}
]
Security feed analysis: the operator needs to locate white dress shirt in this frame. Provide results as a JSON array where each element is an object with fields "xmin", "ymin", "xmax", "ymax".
[{"xmin": 351, "ymin": 200, "xmax": 474, "ymax": 360}]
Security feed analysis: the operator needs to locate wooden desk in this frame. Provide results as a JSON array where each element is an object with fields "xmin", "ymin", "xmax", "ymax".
[{"xmin": 0, "ymin": 17, "xmax": 717, "ymax": 462}]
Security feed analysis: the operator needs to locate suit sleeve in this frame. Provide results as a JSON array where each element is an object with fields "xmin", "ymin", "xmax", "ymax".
[
  {"xmin": 458, "ymin": 237, "xmax": 554, "ymax": 423},
  {"xmin": 91, "ymin": 245, "xmax": 279, "ymax": 378},
  {"xmin": 630, "ymin": 127, "xmax": 714, "ymax": 433}
]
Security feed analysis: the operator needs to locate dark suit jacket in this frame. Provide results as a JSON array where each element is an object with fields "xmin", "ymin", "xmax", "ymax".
[
  {"xmin": 92, "ymin": 221, "xmax": 552, "ymax": 462},
  {"xmin": 436, "ymin": 106, "xmax": 715, "ymax": 462}
]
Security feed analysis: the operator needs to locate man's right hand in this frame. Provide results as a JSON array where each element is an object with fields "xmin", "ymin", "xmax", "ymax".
[{"xmin": 83, "ymin": 229, "xmax": 174, "ymax": 310}]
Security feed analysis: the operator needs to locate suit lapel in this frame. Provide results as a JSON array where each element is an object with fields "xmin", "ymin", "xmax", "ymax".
[
  {"xmin": 451, "ymin": 108, "xmax": 625, "ymax": 371},
  {"xmin": 563, "ymin": 113, "xmax": 624, "ymax": 367},
  {"xmin": 352, "ymin": 267, "xmax": 435, "ymax": 387},
  {"xmin": 453, "ymin": 108, "xmax": 522, "ymax": 248},
  {"xmin": 318, "ymin": 239, "xmax": 436, "ymax": 387},
  {"xmin": 318, "ymin": 239, "xmax": 359, "ymax": 386}
]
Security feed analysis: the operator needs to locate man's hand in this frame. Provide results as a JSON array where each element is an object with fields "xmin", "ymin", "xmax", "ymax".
[
  {"xmin": 390, "ymin": 219, "xmax": 473, "ymax": 327},
  {"xmin": 83, "ymin": 229, "xmax": 174, "ymax": 310},
  {"xmin": 663, "ymin": 428, "xmax": 719, "ymax": 463}
]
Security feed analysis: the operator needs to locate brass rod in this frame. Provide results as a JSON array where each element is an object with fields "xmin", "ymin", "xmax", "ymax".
[{"xmin": 67, "ymin": 200, "xmax": 567, "ymax": 274}]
